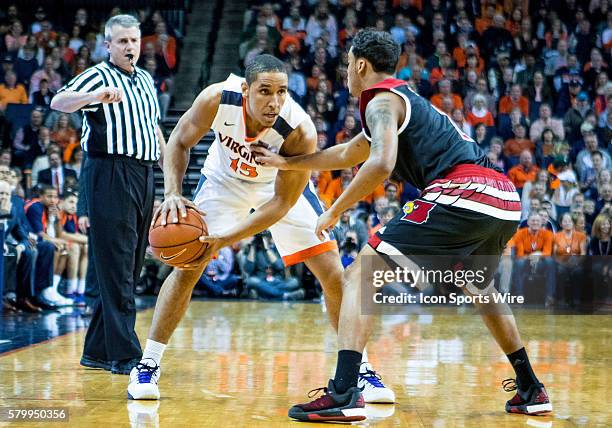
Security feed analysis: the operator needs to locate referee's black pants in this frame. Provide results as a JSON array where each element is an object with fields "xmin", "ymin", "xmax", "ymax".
[{"xmin": 82, "ymin": 155, "xmax": 154, "ymax": 362}]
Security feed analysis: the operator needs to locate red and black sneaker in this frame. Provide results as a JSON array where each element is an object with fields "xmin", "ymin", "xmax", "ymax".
[
  {"xmin": 288, "ymin": 379, "xmax": 366, "ymax": 422},
  {"xmin": 503, "ymin": 378, "xmax": 553, "ymax": 415}
]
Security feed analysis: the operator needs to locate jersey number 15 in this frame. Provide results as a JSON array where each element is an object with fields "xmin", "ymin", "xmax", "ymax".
[{"xmin": 230, "ymin": 157, "xmax": 258, "ymax": 178}]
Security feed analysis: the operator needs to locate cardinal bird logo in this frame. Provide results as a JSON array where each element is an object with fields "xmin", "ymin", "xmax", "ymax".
[{"xmin": 400, "ymin": 200, "xmax": 436, "ymax": 224}]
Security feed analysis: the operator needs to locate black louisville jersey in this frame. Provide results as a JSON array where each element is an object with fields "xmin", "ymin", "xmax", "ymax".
[{"xmin": 359, "ymin": 78, "xmax": 497, "ymax": 190}]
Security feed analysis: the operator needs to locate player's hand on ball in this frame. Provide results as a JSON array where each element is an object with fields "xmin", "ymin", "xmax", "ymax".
[
  {"xmin": 315, "ymin": 210, "xmax": 339, "ymax": 241},
  {"xmin": 92, "ymin": 87, "xmax": 123, "ymax": 103},
  {"xmin": 179, "ymin": 234, "xmax": 225, "ymax": 270},
  {"xmin": 152, "ymin": 194, "xmax": 205, "ymax": 227},
  {"xmin": 250, "ymin": 143, "xmax": 288, "ymax": 169}
]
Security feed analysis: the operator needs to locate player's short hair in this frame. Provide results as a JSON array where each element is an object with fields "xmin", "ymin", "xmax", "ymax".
[
  {"xmin": 351, "ymin": 29, "xmax": 400, "ymax": 74},
  {"xmin": 245, "ymin": 54, "xmax": 286, "ymax": 85}
]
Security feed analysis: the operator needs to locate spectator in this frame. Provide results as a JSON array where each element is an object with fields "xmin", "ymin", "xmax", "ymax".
[
  {"xmin": 487, "ymin": 137, "xmax": 506, "ymax": 172},
  {"xmin": 321, "ymin": 168, "xmax": 353, "ymax": 208},
  {"xmin": 29, "ymin": 56, "xmax": 63, "ymax": 96},
  {"xmin": 37, "ymin": 151, "xmax": 78, "ymax": 196},
  {"xmin": 304, "ymin": 3, "xmax": 337, "ymax": 52},
  {"xmin": 5, "ymin": 20, "xmax": 27, "ymax": 54},
  {"xmin": 590, "ymin": 214, "xmax": 611, "ymax": 255},
  {"xmin": 31, "ymin": 142, "xmax": 59, "ymax": 187},
  {"xmin": 30, "ymin": 78, "xmax": 55, "ymax": 108},
  {"xmin": 51, "ymin": 113, "xmax": 79, "ymax": 154},
  {"xmin": 58, "ymin": 192, "xmax": 88, "ymax": 303},
  {"xmin": 553, "ymin": 170, "xmax": 580, "ymax": 218},
  {"xmin": 141, "ymin": 21, "xmax": 177, "ymax": 72},
  {"xmin": 499, "ymin": 84, "xmax": 530, "ymax": 117},
  {"xmin": 535, "ymin": 128, "xmax": 559, "ymax": 168},
  {"xmin": 529, "ymin": 104, "xmax": 564, "ymax": 142},
  {"xmin": 0, "ymin": 179, "xmax": 40, "ymax": 312},
  {"xmin": 339, "ymin": 230, "xmax": 360, "ymax": 268},
  {"xmin": 464, "ymin": 77, "xmax": 497, "ymax": 117},
  {"xmin": 195, "ymin": 246, "xmax": 239, "ymax": 297},
  {"xmin": 553, "ymin": 212, "xmax": 587, "ymax": 307},
  {"xmin": 504, "ymin": 124, "xmax": 534, "ymax": 166},
  {"xmin": 570, "ymin": 18, "xmax": 597, "ymax": 65},
  {"xmin": 472, "ymin": 122, "xmax": 493, "ymax": 150},
  {"xmin": 595, "ymin": 183, "xmax": 612, "ymax": 216},
  {"xmin": 68, "ymin": 147, "xmax": 83, "ymax": 179},
  {"xmin": 369, "ymin": 204, "xmax": 400, "ymax": 238},
  {"xmin": 589, "ymin": 213, "xmax": 611, "ymax": 302},
  {"xmin": 508, "ymin": 150, "xmax": 539, "ymax": 193},
  {"xmin": 287, "ymin": 58, "xmax": 306, "ymax": 106},
  {"xmin": 544, "ymin": 39, "xmax": 569, "ymax": 77},
  {"xmin": 334, "ymin": 207, "xmax": 368, "ymax": 251},
  {"xmin": 335, "ymin": 115, "xmax": 358, "ymax": 145},
  {"xmin": 24, "ymin": 186, "xmax": 71, "ymax": 306},
  {"xmin": 429, "ymin": 53, "xmax": 459, "ymax": 85},
  {"xmin": 35, "ymin": 20, "xmax": 58, "ymax": 53},
  {"xmin": 430, "ymin": 79, "xmax": 463, "ymax": 111},
  {"xmin": 564, "ymin": 91, "xmax": 594, "ymax": 142},
  {"xmin": 525, "ymin": 71, "xmax": 554, "ymax": 121},
  {"xmin": 466, "ymin": 94, "xmax": 494, "ymax": 127},
  {"xmin": 14, "ymin": 45, "xmax": 38, "ymax": 87},
  {"xmin": 12, "ymin": 108, "xmax": 45, "ymax": 169},
  {"xmin": 409, "ymin": 64, "xmax": 433, "ymax": 99},
  {"xmin": 0, "ymin": 70, "xmax": 27, "ymax": 111},
  {"xmin": 512, "ymin": 212, "xmax": 556, "ymax": 306},
  {"xmin": 497, "ymin": 107, "xmax": 529, "ymax": 141},
  {"xmin": 580, "ymin": 151, "xmax": 606, "ymax": 195},
  {"xmin": 575, "ymin": 128, "xmax": 611, "ymax": 176},
  {"xmin": 30, "ymin": 6, "xmax": 47, "ymax": 34},
  {"xmin": 242, "ymin": 232, "xmax": 303, "ymax": 300},
  {"xmin": 0, "ymin": 150, "xmax": 11, "ymax": 167}
]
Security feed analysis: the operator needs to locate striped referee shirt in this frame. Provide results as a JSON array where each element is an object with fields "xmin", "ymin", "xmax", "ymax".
[{"xmin": 57, "ymin": 60, "xmax": 160, "ymax": 161}]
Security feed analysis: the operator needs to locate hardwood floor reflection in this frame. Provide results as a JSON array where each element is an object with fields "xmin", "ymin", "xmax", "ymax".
[{"xmin": 0, "ymin": 301, "xmax": 610, "ymax": 427}]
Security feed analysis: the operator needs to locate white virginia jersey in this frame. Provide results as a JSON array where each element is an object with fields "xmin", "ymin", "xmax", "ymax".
[{"xmin": 202, "ymin": 74, "xmax": 310, "ymax": 183}]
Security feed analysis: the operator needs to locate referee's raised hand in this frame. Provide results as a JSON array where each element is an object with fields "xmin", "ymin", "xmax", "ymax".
[{"xmin": 93, "ymin": 87, "xmax": 123, "ymax": 103}]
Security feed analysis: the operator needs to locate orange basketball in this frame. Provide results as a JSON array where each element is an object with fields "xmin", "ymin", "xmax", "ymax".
[{"xmin": 149, "ymin": 208, "xmax": 208, "ymax": 266}]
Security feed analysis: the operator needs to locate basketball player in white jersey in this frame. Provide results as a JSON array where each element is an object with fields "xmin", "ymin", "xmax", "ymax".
[{"xmin": 127, "ymin": 55, "xmax": 395, "ymax": 403}]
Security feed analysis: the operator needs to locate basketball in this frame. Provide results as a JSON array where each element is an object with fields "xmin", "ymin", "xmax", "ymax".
[{"xmin": 149, "ymin": 208, "xmax": 208, "ymax": 266}]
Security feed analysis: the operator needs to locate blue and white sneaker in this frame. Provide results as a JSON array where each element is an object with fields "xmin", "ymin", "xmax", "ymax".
[
  {"xmin": 358, "ymin": 365, "xmax": 395, "ymax": 404},
  {"xmin": 127, "ymin": 359, "xmax": 160, "ymax": 400}
]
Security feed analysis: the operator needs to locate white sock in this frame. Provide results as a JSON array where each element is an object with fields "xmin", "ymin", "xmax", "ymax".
[
  {"xmin": 66, "ymin": 279, "xmax": 77, "ymax": 294},
  {"xmin": 142, "ymin": 339, "xmax": 166, "ymax": 366},
  {"xmin": 77, "ymin": 279, "xmax": 86, "ymax": 294},
  {"xmin": 52, "ymin": 275, "xmax": 61, "ymax": 290},
  {"xmin": 360, "ymin": 348, "xmax": 371, "ymax": 373}
]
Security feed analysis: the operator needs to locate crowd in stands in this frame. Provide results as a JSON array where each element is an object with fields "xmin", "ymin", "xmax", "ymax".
[
  {"xmin": 233, "ymin": 0, "xmax": 611, "ymax": 307},
  {"xmin": 2, "ymin": 0, "xmax": 611, "ymax": 312},
  {"xmin": 0, "ymin": 4, "xmax": 181, "ymax": 313}
]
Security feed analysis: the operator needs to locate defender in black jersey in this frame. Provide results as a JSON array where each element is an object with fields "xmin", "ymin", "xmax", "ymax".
[{"xmin": 252, "ymin": 30, "xmax": 551, "ymax": 422}]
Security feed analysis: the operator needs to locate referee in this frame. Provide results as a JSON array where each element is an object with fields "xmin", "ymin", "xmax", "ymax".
[{"xmin": 51, "ymin": 14, "xmax": 166, "ymax": 375}]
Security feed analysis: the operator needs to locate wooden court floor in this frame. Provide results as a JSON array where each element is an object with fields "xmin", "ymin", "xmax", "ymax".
[{"xmin": 0, "ymin": 300, "xmax": 610, "ymax": 427}]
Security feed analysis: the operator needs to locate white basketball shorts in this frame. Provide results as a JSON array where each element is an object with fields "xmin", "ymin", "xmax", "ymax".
[{"xmin": 192, "ymin": 173, "xmax": 337, "ymax": 265}]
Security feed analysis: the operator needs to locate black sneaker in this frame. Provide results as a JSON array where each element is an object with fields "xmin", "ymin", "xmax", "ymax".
[
  {"xmin": 288, "ymin": 379, "xmax": 366, "ymax": 422},
  {"xmin": 503, "ymin": 378, "xmax": 553, "ymax": 415},
  {"xmin": 112, "ymin": 358, "xmax": 141, "ymax": 375},
  {"xmin": 80, "ymin": 355, "xmax": 112, "ymax": 371}
]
